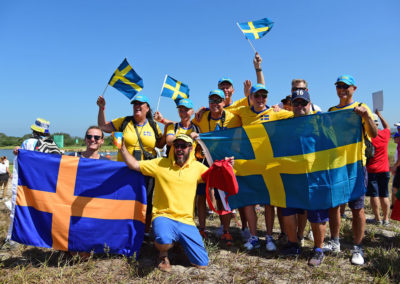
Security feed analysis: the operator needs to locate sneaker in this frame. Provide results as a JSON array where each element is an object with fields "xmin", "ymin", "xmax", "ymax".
[
  {"xmin": 276, "ymin": 233, "xmax": 288, "ymax": 246},
  {"xmin": 308, "ymin": 249, "xmax": 324, "ymax": 267},
  {"xmin": 265, "ymin": 235, "xmax": 277, "ymax": 251},
  {"xmin": 244, "ymin": 236, "xmax": 260, "ymax": 251},
  {"xmin": 221, "ymin": 231, "xmax": 233, "ymax": 246},
  {"xmin": 351, "ymin": 245, "xmax": 364, "ymax": 265},
  {"xmin": 280, "ymin": 243, "xmax": 301, "ymax": 256},
  {"xmin": 157, "ymin": 256, "xmax": 171, "ymax": 272},
  {"xmin": 383, "ymin": 220, "xmax": 390, "ymax": 227},
  {"xmin": 241, "ymin": 228, "xmax": 251, "ymax": 242},
  {"xmin": 199, "ymin": 229, "xmax": 207, "ymax": 239},
  {"xmin": 216, "ymin": 225, "xmax": 224, "ymax": 238},
  {"xmin": 322, "ymin": 240, "xmax": 341, "ymax": 253},
  {"xmin": 1, "ymin": 240, "xmax": 20, "ymax": 250},
  {"xmin": 366, "ymin": 218, "xmax": 382, "ymax": 225}
]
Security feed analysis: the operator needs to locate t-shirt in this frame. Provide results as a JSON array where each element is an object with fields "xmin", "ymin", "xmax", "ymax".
[
  {"xmin": 225, "ymin": 97, "xmax": 250, "ymax": 109},
  {"xmin": 139, "ymin": 157, "xmax": 208, "ymax": 225},
  {"xmin": 328, "ymin": 101, "xmax": 373, "ymax": 166},
  {"xmin": 231, "ymin": 106, "xmax": 293, "ymax": 125},
  {"xmin": 68, "ymin": 152, "xmax": 110, "ymax": 160},
  {"xmin": 192, "ymin": 110, "xmax": 241, "ymax": 133},
  {"xmin": 21, "ymin": 138, "xmax": 39, "ymax": 151},
  {"xmin": 165, "ymin": 123, "xmax": 198, "ymax": 157},
  {"xmin": 111, "ymin": 118, "xmax": 162, "ymax": 161},
  {"xmin": 0, "ymin": 163, "xmax": 6, "ymax": 174},
  {"xmin": 367, "ymin": 128, "xmax": 390, "ymax": 173}
]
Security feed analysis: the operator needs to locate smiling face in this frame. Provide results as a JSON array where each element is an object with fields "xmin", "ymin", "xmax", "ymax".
[
  {"xmin": 218, "ymin": 81, "xmax": 234, "ymax": 99},
  {"xmin": 292, "ymin": 98, "xmax": 311, "ymax": 117},
  {"xmin": 178, "ymin": 106, "xmax": 194, "ymax": 121},
  {"xmin": 173, "ymin": 140, "xmax": 192, "ymax": 166},
  {"xmin": 85, "ymin": 128, "xmax": 104, "ymax": 151},
  {"xmin": 336, "ymin": 83, "xmax": 357, "ymax": 105},
  {"xmin": 251, "ymin": 90, "xmax": 268, "ymax": 112},
  {"xmin": 133, "ymin": 101, "xmax": 149, "ymax": 120},
  {"xmin": 208, "ymin": 95, "xmax": 225, "ymax": 114}
]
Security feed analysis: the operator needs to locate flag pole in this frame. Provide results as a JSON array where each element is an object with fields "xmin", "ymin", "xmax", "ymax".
[
  {"xmin": 236, "ymin": 22, "xmax": 257, "ymax": 53},
  {"xmin": 156, "ymin": 74, "xmax": 168, "ymax": 112},
  {"xmin": 101, "ymin": 83, "xmax": 109, "ymax": 97}
]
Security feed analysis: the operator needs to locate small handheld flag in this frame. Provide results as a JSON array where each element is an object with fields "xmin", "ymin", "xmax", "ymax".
[
  {"xmin": 238, "ymin": 18, "xmax": 274, "ymax": 40},
  {"xmin": 156, "ymin": 75, "xmax": 190, "ymax": 111},
  {"xmin": 107, "ymin": 58, "xmax": 144, "ymax": 100}
]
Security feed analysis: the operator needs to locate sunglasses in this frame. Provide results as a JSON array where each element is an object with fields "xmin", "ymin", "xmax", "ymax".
[
  {"xmin": 292, "ymin": 100, "xmax": 309, "ymax": 107},
  {"xmin": 209, "ymin": 98, "xmax": 224, "ymax": 104},
  {"xmin": 335, "ymin": 84, "xmax": 350, "ymax": 90},
  {"xmin": 292, "ymin": 87, "xmax": 307, "ymax": 91},
  {"xmin": 254, "ymin": 93, "xmax": 267, "ymax": 99},
  {"xmin": 86, "ymin": 135, "xmax": 102, "ymax": 140},
  {"xmin": 173, "ymin": 143, "xmax": 191, "ymax": 150},
  {"xmin": 133, "ymin": 101, "xmax": 146, "ymax": 106}
]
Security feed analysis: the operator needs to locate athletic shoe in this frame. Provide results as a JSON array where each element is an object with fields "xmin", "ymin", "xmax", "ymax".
[
  {"xmin": 221, "ymin": 231, "xmax": 233, "ymax": 246},
  {"xmin": 276, "ymin": 233, "xmax": 288, "ymax": 245},
  {"xmin": 383, "ymin": 220, "xmax": 390, "ymax": 227},
  {"xmin": 241, "ymin": 228, "xmax": 251, "ymax": 242},
  {"xmin": 322, "ymin": 240, "xmax": 340, "ymax": 253},
  {"xmin": 351, "ymin": 245, "xmax": 364, "ymax": 265},
  {"xmin": 280, "ymin": 243, "xmax": 301, "ymax": 256},
  {"xmin": 265, "ymin": 235, "xmax": 277, "ymax": 251},
  {"xmin": 244, "ymin": 236, "xmax": 260, "ymax": 251},
  {"xmin": 366, "ymin": 218, "xmax": 382, "ymax": 225},
  {"xmin": 308, "ymin": 249, "xmax": 324, "ymax": 267}
]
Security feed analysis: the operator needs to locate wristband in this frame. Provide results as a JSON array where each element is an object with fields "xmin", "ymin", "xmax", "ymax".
[
  {"xmin": 256, "ymin": 68, "xmax": 262, "ymax": 72},
  {"xmin": 161, "ymin": 119, "xmax": 165, "ymax": 124}
]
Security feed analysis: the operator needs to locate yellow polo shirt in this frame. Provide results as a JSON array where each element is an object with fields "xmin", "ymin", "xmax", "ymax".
[
  {"xmin": 192, "ymin": 110, "xmax": 241, "ymax": 133},
  {"xmin": 226, "ymin": 97, "xmax": 250, "ymax": 109},
  {"xmin": 139, "ymin": 155, "xmax": 208, "ymax": 226},
  {"xmin": 232, "ymin": 106, "xmax": 293, "ymax": 125}
]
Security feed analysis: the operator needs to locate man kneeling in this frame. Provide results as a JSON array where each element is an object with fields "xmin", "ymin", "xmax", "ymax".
[{"xmin": 122, "ymin": 134, "xmax": 231, "ymax": 271}]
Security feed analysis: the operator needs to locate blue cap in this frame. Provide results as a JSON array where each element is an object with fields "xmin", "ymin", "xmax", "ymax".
[
  {"xmin": 250, "ymin": 84, "xmax": 268, "ymax": 95},
  {"xmin": 393, "ymin": 133, "xmax": 400, "ymax": 138},
  {"xmin": 130, "ymin": 94, "xmax": 149, "ymax": 104},
  {"xmin": 218, "ymin": 77, "xmax": 233, "ymax": 86},
  {"xmin": 176, "ymin": 98, "xmax": 193, "ymax": 109},
  {"xmin": 291, "ymin": 89, "xmax": 311, "ymax": 102},
  {"xmin": 209, "ymin": 89, "xmax": 225, "ymax": 99},
  {"xmin": 335, "ymin": 75, "xmax": 356, "ymax": 86}
]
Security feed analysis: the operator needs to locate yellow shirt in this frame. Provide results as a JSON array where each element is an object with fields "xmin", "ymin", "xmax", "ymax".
[
  {"xmin": 192, "ymin": 110, "xmax": 242, "ymax": 133},
  {"xmin": 328, "ymin": 101, "xmax": 373, "ymax": 165},
  {"xmin": 112, "ymin": 117, "xmax": 162, "ymax": 161},
  {"xmin": 139, "ymin": 156, "xmax": 208, "ymax": 225},
  {"xmin": 232, "ymin": 106, "xmax": 294, "ymax": 125},
  {"xmin": 225, "ymin": 97, "xmax": 250, "ymax": 110},
  {"xmin": 165, "ymin": 122, "xmax": 198, "ymax": 157}
]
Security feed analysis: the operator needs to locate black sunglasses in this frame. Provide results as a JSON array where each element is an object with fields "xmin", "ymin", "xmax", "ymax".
[
  {"xmin": 336, "ymin": 84, "xmax": 350, "ymax": 90},
  {"xmin": 254, "ymin": 93, "xmax": 267, "ymax": 99},
  {"xmin": 292, "ymin": 100, "xmax": 309, "ymax": 107},
  {"xmin": 173, "ymin": 143, "xmax": 190, "ymax": 150},
  {"xmin": 292, "ymin": 87, "xmax": 307, "ymax": 92},
  {"xmin": 86, "ymin": 135, "xmax": 102, "ymax": 140},
  {"xmin": 209, "ymin": 98, "xmax": 224, "ymax": 104}
]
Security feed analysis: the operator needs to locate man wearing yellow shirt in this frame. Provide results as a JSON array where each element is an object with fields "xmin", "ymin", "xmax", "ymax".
[
  {"xmin": 122, "ymin": 134, "xmax": 233, "ymax": 272},
  {"xmin": 323, "ymin": 75, "xmax": 377, "ymax": 266}
]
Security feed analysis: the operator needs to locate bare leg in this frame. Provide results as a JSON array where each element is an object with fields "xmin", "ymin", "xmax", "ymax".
[
  {"xmin": 217, "ymin": 199, "xmax": 232, "ymax": 232},
  {"xmin": 196, "ymin": 195, "xmax": 207, "ymax": 229},
  {"xmin": 244, "ymin": 205, "xmax": 257, "ymax": 236},
  {"xmin": 283, "ymin": 215, "xmax": 297, "ymax": 243},
  {"xmin": 380, "ymin": 197, "xmax": 390, "ymax": 221},
  {"xmin": 329, "ymin": 206, "xmax": 341, "ymax": 239},
  {"xmin": 370, "ymin": 197, "xmax": 381, "ymax": 221},
  {"xmin": 297, "ymin": 213, "xmax": 307, "ymax": 239},
  {"xmin": 277, "ymin": 207, "xmax": 285, "ymax": 234},
  {"xmin": 311, "ymin": 222, "xmax": 326, "ymax": 249},
  {"xmin": 351, "ymin": 208, "xmax": 365, "ymax": 245},
  {"xmin": 265, "ymin": 205, "xmax": 275, "ymax": 235},
  {"xmin": 238, "ymin": 207, "xmax": 247, "ymax": 230}
]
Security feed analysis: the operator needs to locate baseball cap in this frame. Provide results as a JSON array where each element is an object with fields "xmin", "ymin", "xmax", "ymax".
[
  {"xmin": 209, "ymin": 89, "xmax": 225, "ymax": 99},
  {"xmin": 372, "ymin": 114, "xmax": 379, "ymax": 124},
  {"xmin": 291, "ymin": 89, "xmax": 311, "ymax": 102},
  {"xmin": 250, "ymin": 84, "xmax": 268, "ymax": 95},
  {"xmin": 393, "ymin": 133, "xmax": 400, "ymax": 138},
  {"xmin": 130, "ymin": 94, "xmax": 149, "ymax": 104},
  {"xmin": 394, "ymin": 122, "xmax": 400, "ymax": 127},
  {"xmin": 218, "ymin": 77, "xmax": 233, "ymax": 86},
  {"xmin": 31, "ymin": 118, "xmax": 50, "ymax": 134},
  {"xmin": 176, "ymin": 98, "xmax": 193, "ymax": 109},
  {"xmin": 173, "ymin": 134, "xmax": 193, "ymax": 144},
  {"xmin": 335, "ymin": 75, "xmax": 356, "ymax": 86}
]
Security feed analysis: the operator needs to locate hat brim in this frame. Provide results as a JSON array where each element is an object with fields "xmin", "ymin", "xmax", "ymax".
[{"xmin": 31, "ymin": 124, "xmax": 46, "ymax": 134}]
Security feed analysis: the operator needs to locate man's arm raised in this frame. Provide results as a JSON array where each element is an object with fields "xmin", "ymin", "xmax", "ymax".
[{"xmin": 121, "ymin": 139, "xmax": 141, "ymax": 172}]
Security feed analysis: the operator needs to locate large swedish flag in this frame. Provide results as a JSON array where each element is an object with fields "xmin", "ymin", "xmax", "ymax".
[
  {"xmin": 108, "ymin": 58, "xmax": 144, "ymax": 99},
  {"xmin": 199, "ymin": 110, "xmax": 365, "ymax": 210},
  {"xmin": 238, "ymin": 18, "xmax": 274, "ymax": 40},
  {"xmin": 8, "ymin": 150, "xmax": 147, "ymax": 256},
  {"xmin": 160, "ymin": 75, "xmax": 190, "ymax": 104}
]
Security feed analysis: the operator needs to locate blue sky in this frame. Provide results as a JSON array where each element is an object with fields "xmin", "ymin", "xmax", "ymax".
[{"xmin": 1, "ymin": 0, "xmax": 399, "ymax": 137}]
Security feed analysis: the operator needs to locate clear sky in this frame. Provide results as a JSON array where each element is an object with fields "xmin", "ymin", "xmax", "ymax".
[{"xmin": 1, "ymin": 0, "xmax": 399, "ymax": 137}]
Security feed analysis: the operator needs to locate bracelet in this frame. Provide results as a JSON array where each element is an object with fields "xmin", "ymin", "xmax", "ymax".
[
  {"xmin": 160, "ymin": 119, "xmax": 165, "ymax": 124},
  {"xmin": 256, "ymin": 68, "xmax": 262, "ymax": 72}
]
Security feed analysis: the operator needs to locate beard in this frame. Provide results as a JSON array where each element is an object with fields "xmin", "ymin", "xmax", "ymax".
[{"xmin": 174, "ymin": 149, "xmax": 190, "ymax": 166}]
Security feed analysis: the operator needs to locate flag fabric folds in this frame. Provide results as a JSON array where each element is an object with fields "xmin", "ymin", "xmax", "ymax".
[
  {"xmin": 9, "ymin": 150, "xmax": 147, "ymax": 257},
  {"xmin": 238, "ymin": 18, "xmax": 274, "ymax": 40},
  {"xmin": 108, "ymin": 58, "xmax": 144, "ymax": 100},
  {"xmin": 160, "ymin": 75, "xmax": 190, "ymax": 104},
  {"xmin": 199, "ymin": 110, "xmax": 366, "ymax": 210}
]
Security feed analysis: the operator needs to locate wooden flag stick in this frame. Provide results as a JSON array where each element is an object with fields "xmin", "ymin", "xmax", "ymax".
[
  {"xmin": 236, "ymin": 22, "xmax": 257, "ymax": 53},
  {"xmin": 156, "ymin": 74, "xmax": 168, "ymax": 112},
  {"xmin": 101, "ymin": 83, "xmax": 109, "ymax": 97}
]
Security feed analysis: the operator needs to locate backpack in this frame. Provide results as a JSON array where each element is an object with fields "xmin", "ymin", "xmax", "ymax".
[
  {"xmin": 119, "ymin": 116, "xmax": 160, "ymax": 139},
  {"xmin": 35, "ymin": 137, "xmax": 62, "ymax": 155}
]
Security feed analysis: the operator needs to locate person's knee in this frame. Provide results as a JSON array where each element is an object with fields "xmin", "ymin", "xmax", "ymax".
[{"xmin": 155, "ymin": 242, "xmax": 173, "ymax": 252}]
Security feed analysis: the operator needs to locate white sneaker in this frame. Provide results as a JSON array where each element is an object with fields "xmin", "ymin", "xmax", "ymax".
[
  {"xmin": 244, "ymin": 236, "xmax": 260, "ymax": 251},
  {"xmin": 351, "ymin": 246, "xmax": 364, "ymax": 265},
  {"xmin": 322, "ymin": 240, "xmax": 341, "ymax": 253},
  {"xmin": 241, "ymin": 228, "xmax": 251, "ymax": 242},
  {"xmin": 265, "ymin": 235, "xmax": 277, "ymax": 251}
]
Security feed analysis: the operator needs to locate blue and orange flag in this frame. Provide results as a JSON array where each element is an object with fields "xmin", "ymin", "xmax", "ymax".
[
  {"xmin": 199, "ymin": 110, "xmax": 366, "ymax": 210},
  {"xmin": 108, "ymin": 58, "xmax": 144, "ymax": 100},
  {"xmin": 238, "ymin": 18, "xmax": 274, "ymax": 40},
  {"xmin": 160, "ymin": 75, "xmax": 190, "ymax": 104},
  {"xmin": 8, "ymin": 150, "xmax": 147, "ymax": 256}
]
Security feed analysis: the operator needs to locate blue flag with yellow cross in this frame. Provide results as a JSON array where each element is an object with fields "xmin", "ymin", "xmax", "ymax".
[
  {"xmin": 8, "ymin": 150, "xmax": 147, "ymax": 257},
  {"xmin": 160, "ymin": 75, "xmax": 190, "ymax": 104},
  {"xmin": 108, "ymin": 58, "xmax": 144, "ymax": 99},
  {"xmin": 199, "ymin": 109, "xmax": 366, "ymax": 210},
  {"xmin": 238, "ymin": 18, "xmax": 274, "ymax": 40}
]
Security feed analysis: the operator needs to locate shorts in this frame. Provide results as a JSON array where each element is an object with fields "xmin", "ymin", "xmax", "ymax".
[
  {"xmin": 393, "ymin": 167, "xmax": 400, "ymax": 189},
  {"xmin": 281, "ymin": 208, "xmax": 304, "ymax": 216},
  {"xmin": 366, "ymin": 172, "xmax": 390, "ymax": 197},
  {"xmin": 196, "ymin": 183, "xmax": 206, "ymax": 196},
  {"xmin": 152, "ymin": 217, "xmax": 209, "ymax": 266},
  {"xmin": 348, "ymin": 195, "xmax": 365, "ymax": 210},
  {"xmin": 0, "ymin": 173, "xmax": 7, "ymax": 182},
  {"xmin": 281, "ymin": 208, "xmax": 329, "ymax": 223}
]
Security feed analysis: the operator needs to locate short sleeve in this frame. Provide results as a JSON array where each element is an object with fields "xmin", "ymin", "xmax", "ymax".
[
  {"xmin": 111, "ymin": 117, "xmax": 125, "ymax": 132},
  {"xmin": 165, "ymin": 124, "xmax": 175, "ymax": 136},
  {"xmin": 139, "ymin": 158, "xmax": 162, "ymax": 177}
]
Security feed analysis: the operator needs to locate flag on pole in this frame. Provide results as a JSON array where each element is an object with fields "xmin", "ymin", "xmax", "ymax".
[
  {"xmin": 108, "ymin": 58, "xmax": 144, "ymax": 99},
  {"xmin": 8, "ymin": 150, "xmax": 147, "ymax": 257},
  {"xmin": 238, "ymin": 18, "xmax": 274, "ymax": 40},
  {"xmin": 199, "ymin": 109, "xmax": 366, "ymax": 210},
  {"xmin": 160, "ymin": 75, "xmax": 190, "ymax": 104}
]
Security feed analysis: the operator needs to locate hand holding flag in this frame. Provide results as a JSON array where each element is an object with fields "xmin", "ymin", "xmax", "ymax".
[
  {"xmin": 237, "ymin": 18, "xmax": 274, "ymax": 53},
  {"xmin": 156, "ymin": 75, "xmax": 190, "ymax": 111}
]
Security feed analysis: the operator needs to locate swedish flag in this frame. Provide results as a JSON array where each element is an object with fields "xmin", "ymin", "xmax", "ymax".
[
  {"xmin": 160, "ymin": 75, "xmax": 190, "ymax": 104},
  {"xmin": 199, "ymin": 110, "xmax": 366, "ymax": 210},
  {"xmin": 108, "ymin": 58, "xmax": 144, "ymax": 99},
  {"xmin": 238, "ymin": 18, "xmax": 274, "ymax": 40}
]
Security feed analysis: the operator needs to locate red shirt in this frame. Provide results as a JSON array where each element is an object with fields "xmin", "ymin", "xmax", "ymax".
[{"xmin": 367, "ymin": 129, "xmax": 391, "ymax": 173}]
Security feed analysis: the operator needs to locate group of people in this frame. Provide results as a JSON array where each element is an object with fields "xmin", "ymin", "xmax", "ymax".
[{"xmin": 10, "ymin": 52, "xmax": 399, "ymax": 272}]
